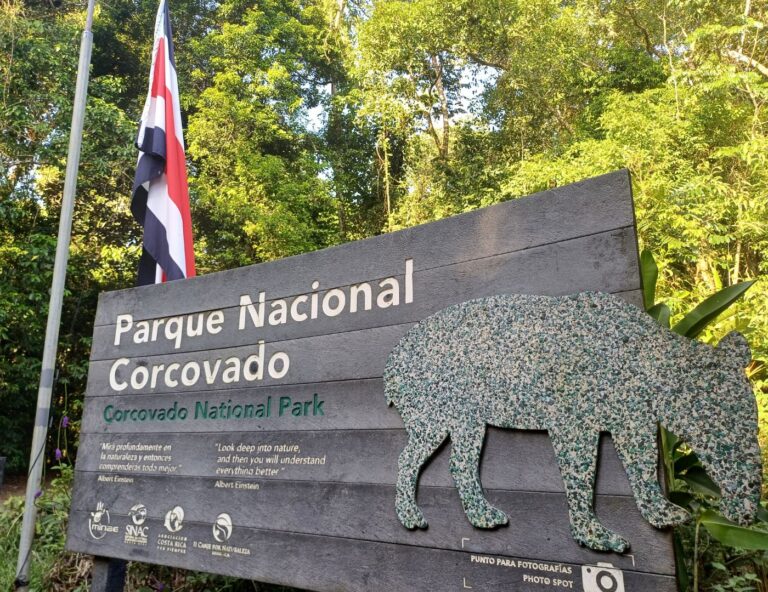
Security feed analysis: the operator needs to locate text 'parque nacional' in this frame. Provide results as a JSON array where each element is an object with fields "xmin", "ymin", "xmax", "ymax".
[{"xmin": 107, "ymin": 259, "xmax": 415, "ymax": 393}]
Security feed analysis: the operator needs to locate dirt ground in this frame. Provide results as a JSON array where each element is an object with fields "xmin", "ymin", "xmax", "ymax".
[{"xmin": 0, "ymin": 474, "xmax": 27, "ymax": 503}]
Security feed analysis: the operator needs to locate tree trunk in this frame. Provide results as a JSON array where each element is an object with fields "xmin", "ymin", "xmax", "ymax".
[{"xmin": 430, "ymin": 54, "xmax": 449, "ymax": 159}]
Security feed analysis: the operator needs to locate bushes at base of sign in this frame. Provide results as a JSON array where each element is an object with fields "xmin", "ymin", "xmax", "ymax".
[
  {"xmin": 0, "ymin": 465, "xmax": 90, "ymax": 591},
  {"xmin": 0, "ymin": 466, "xmax": 305, "ymax": 592},
  {"xmin": 675, "ymin": 518, "xmax": 768, "ymax": 592},
  {"xmin": 126, "ymin": 563, "xmax": 306, "ymax": 592},
  {"xmin": 641, "ymin": 250, "xmax": 768, "ymax": 591}
]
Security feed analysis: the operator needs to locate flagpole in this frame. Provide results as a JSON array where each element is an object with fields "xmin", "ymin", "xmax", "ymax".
[{"xmin": 14, "ymin": 0, "xmax": 96, "ymax": 588}]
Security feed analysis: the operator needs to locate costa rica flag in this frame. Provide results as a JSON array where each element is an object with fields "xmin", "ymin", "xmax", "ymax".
[{"xmin": 131, "ymin": 0, "xmax": 195, "ymax": 285}]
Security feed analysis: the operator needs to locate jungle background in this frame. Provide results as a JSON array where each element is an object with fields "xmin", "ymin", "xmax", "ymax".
[{"xmin": 1, "ymin": 0, "xmax": 768, "ymax": 589}]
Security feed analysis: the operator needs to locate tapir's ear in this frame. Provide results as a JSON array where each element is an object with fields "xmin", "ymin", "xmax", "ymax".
[{"xmin": 717, "ymin": 331, "xmax": 752, "ymax": 368}]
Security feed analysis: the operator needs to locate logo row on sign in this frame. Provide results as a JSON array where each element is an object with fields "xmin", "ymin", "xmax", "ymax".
[{"xmin": 88, "ymin": 501, "xmax": 233, "ymax": 543}]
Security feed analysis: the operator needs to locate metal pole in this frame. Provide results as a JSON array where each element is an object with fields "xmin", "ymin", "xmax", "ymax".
[{"xmin": 14, "ymin": 0, "xmax": 96, "ymax": 588}]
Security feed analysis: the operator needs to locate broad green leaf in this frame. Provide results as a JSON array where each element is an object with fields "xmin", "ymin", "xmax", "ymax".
[
  {"xmin": 668, "ymin": 490, "xmax": 694, "ymax": 509},
  {"xmin": 640, "ymin": 249, "xmax": 658, "ymax": 310},
  {"xmin": 681, "ymin": 466, "xmax": 721, "ymax": 498},
  {"xmin": 710, "ymin": 561, "xmax": 726, "ymax": 571},
  {"xmin": 672, "ymin": 281, "xmax": 756, "ymax": 338},
  {"xmin": 700, "ymin": 510, "xmax": 768, "ymax": 549},
  {"xmin": 660, "ymin": 427, "xmax": 680, "ymax": 457},
  {"xmin": 674, "ymin": 452, "xmax": 700, "ymax": 474},
  {"xmin": 647, "ymin": 303, "xmax": 671, "ymax": 328},
  {"xmin": 756, "ymin": 505, "xmax": 768, "ymax": 524}
]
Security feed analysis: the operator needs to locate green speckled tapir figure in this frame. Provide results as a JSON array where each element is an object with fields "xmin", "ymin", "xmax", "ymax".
[{"xmin": 383, "ymin": 292, "xmax": 762, "ymax": 553}]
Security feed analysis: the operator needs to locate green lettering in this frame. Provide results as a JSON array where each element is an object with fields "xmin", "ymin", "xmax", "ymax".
[{"xmin": 313, "ymin": 394, "xmax": 324, "ymax": 416}]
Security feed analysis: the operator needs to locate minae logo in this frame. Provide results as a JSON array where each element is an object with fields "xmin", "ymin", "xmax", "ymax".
[{"xmin": 88, "ymin": 501, "xmax": 119, "ymax": 540}]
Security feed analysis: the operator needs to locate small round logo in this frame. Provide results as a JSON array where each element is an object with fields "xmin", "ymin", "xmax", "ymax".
[
  {"xmin": 164, "ymin": 506, "xmax": 184, "ymax": 533},
  {"xmin": 212, "ymin": 512, "xmax": 233, "ymax": 542},
  {"xmin": 129, "ymin": 503, "xmax": 147, "ymax": 526}
]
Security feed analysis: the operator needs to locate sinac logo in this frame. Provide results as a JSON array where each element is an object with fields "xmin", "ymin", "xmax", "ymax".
[
  {"xmin": 213, "ymin": 513, "xmax": 233, "ymax": 542},
  {"xmin": 126, "ymin": 503, "xmax": 149, "ymax": 539},
  {"xmin": 164, "ymin": 506, "xmax": 184, "ymax": 533},
  {"xmin": 129, "ymin": 503, "xmax": 147, "ymax": 526}
]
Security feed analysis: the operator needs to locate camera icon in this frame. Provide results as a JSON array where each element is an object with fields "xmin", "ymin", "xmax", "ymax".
[{"xmin": 582, "ymin": 562, "xmax": 624, "ymax": 592}]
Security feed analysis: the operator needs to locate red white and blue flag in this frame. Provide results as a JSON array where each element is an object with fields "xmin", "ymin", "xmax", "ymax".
[{"xmin": 131, "ymin": 0, "xmax": 195, "ymax": 286}]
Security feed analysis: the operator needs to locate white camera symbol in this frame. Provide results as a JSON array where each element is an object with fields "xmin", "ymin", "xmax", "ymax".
[{"xmin": 582, "ymin": 562, "xmax": 625, "ymax": 592}]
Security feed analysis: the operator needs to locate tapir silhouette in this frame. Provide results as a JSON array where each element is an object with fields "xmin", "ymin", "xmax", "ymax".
[{"xmin": 383, "ymin": 292, "xmax": 762, "ymax": 552}]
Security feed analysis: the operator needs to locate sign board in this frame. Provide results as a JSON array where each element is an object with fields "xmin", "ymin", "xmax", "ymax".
[{"xmin": 67, "ymin": 170, "xmax": 677, "ymax": 591}]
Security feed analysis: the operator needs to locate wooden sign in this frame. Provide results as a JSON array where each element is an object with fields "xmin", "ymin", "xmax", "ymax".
[{"xmin": 66, "ymin": 170, "xmax": 677, "ymax": 591}]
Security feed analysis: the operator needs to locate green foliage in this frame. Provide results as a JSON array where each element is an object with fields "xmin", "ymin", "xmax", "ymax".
[
  {"xmin": 186, "ymin": 0, "xmax": 342, "ymax": 270},
  {"xmin": 701, "ymin": 511, "xmax": 768, "ymax": 551},
  {"xmin": 2, "ymin": 0, "xmax": 768, "ymax": 588},
  {"xmin": 641, "ymin": 249, "xmax": 767, "ymax": 590},
  {"xmin": 0, "ymin": 465, "xmax": 90, "ymax": 591},
  {"xmin": 673, "ymin": 281, "xmax": 756, "ymax": 339}
]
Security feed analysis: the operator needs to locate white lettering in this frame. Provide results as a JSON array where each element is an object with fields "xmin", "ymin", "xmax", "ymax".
[
  {"xmin": 239, "ymin": 293, "xmax": 265, "ymax": 330},
  {"xmin": 165, "ymin": 363, "xmax": 180, "ymax": 388},
  {"xmin": 405, "ymin": 258, "xmax": 413, "ymax": 303},
  {"xmin": 377, "ymin": 278, "xmax": 400, "ymax": 308},
  {"xmin": 130, "ymin": 366, "xmax": 150, "ymax": 390},
  {"xmin": 290, "ymin": 295, "xmax": 308, "ymax": 322},
  {"xmin": 268, "ymin": 352, "xmax": 290, "ymax": 379},
  {"xmin": 269, "ymin": 300, "xmax": 288, "ymax": 325},
  {"xmin": 322, "ymin": 288, "xmax": 346, "ymax": 317},
  {"xmin": 244, "ymin": 342, "xmax": 265, "ymax": 380},
  {"xmin": 114, "ymin": 314, "xmax": 133, "ymax": 346},
  {"xmin": 203, "ymin": 359, "xmax": 221, "ymax": 384},
  {"xmin": 134, "ymin": 321, "xmax": 150, "ymax": 344},
  {"xmin": 181, "ymin": 362, "xmax": 200, "ymax": 386},
  {"xmin": 109, "ymin": 358, "xmax": 129, "ymax": 391},
  {"xmin": 207, "ymin": 310, "xmax": 224, "ymax": 334},
  {"xmin": 349, "ymin": 283, "xmax": 372, "ymax": 313},
  {"xmin": 164, "ymin": 316, "xmax": 183, "ymax": 349},
  {"xmin": 222, "ymin": 357, "xmax": 241, "ymax": 384}
]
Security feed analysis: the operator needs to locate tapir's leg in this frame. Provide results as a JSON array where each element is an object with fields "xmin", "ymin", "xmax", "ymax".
[
  {"xmin": 612, "ymin": 427, "xmax": 690, "ymax": 527},
  {"xmin": 396, "ymin": 426, "xmax": 447, "ymax": 529},
  {"xmin": 450, "ymin": 423, "xmax": 509, "ymax": 528},
  {"xmin": 550, "ymin": 426, "xmax": 629, "ymax": 552}
]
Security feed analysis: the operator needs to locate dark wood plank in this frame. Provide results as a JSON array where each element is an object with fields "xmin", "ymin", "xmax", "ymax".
[
  {"xmin": 86, "ymin": 290, "xmax": 644, "ymax": 397},
  {"xmin": 69, "ymin": 472, "xmax": 675, "ymax": 574},
  {"xmin": 66, "ymin": 509, "xmax": 676, "ymax": 591},
  {"xmin": 94, "ymin": 170, "xmax": 635, "ymax": 326},
  {"xmin": 80, "ymin": 379, "xmax": 404, "ymax": 432},
  {"xmin": 91, "ymin": 558, "xmax": 126, "ymax": 592},
  {"xmin": 90, "ymin": 228, "xmax": 640, "ymax": 361},
  {"xmin": 74, "ymin": 429, "xmax": 638, "ymax": 496},
  {"xmin": 85, "ymin": 322, "xmax": 409, "ymax": 395}
]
